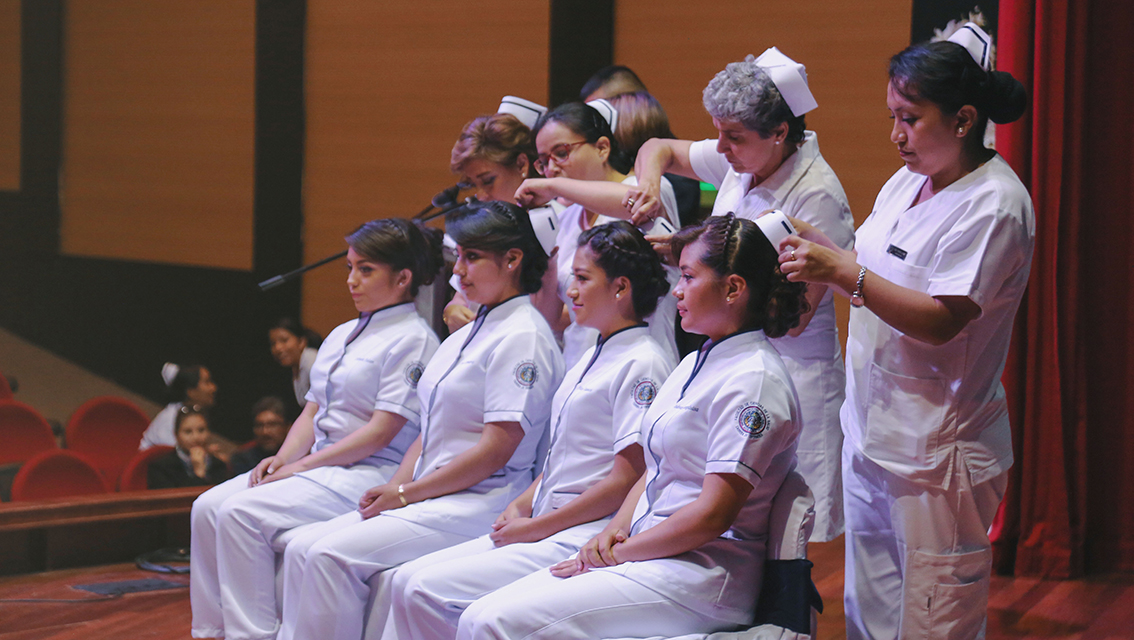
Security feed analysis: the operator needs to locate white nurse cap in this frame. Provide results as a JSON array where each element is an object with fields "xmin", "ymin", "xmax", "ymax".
[
  {"xmin": 754, "ymin": 47, "xmax": 818, "ymax": 117},
  {"xmin": 756, "ymin": 210, "xmax": 797, "ymax": 249},
  {"xmin": 528, "ymin": 206, "xmax": 559, "ymax": 257},
  {"xmin": 585, "ymin": 98, "xmax": 619, "ymax": 132},
  {"xmin": 162, "ymin": 362, "xmax": 180, "ymax": 387},
  {"xmin": 498, "ymin": 96, "xmax": 547, "ymax": 129},
  {"xmin": 947, "ymin": 22, "xmax": 992, "ymax": 71}
]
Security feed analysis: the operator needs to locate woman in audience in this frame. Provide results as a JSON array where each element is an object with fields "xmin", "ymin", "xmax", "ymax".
[
  {"xmin": 148, "ymin": 406, "xmax": 229, "ymax": 488},
  {"xmin": 373, "ymin": 221, "xmax": 677, "ymax": 639},
  {"xmin": 458, "ymin": 214, "xmax": 806, "ymax": 639},
  {"xmin": 139, "ymin": 362, "xmax": 217, "ymax": 450},
  {"xmin": 269, "ymin": 317, "xmax": 320, "ymax": 406},
  {"xmin": 277, "ymin": 201, "xmax": 564, "ymax": 640},
  {"xmin": 189, "ymin": 218, "xmax": 443, "ymax": 640},
  {"xmin": 630, "ymin": 48, "xmax": 855, "ymax": 542}
]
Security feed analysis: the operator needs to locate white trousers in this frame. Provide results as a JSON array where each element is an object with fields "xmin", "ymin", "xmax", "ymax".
[
  {"xmin": 842, "ymin": 445, "xmax": 1007, "ymax": 640},
  {"xmin": 457, "ymin": 564, "xmax": 734, "ymax": 640},
  {"xmin": 277, "ymin": 509, "xmax": 481, "ymax": 640},
  {"xmin": 190, "ymin": 472, "xmax": 357, "ymax": 640},
  {"xmin": 369, "ymin": 521, "xmax": 601, "ymax": 640}
]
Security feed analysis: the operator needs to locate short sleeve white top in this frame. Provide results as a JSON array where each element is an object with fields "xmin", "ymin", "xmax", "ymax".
[
  {"xmin": 305, "ymin": 303, "xmax": 439, "ymax": 468},
  {"xmin": 843, "ymin": 154, "xmax": 1035, "ymax": 485},
  {"xmin": 531, "ymin": 325, "xmax": 676, "ymax": 517},
  {"xmin": 690, "ymin": 131, "xmax": 855, "ymax": 360},
  {"xmin": 292, "ymin": 346, "xmax": 318, "ymax": 406},
  {"xmin": 556, "ymin": 176, "xmax": 681, "ymax": 369},
  {"xmin": 603, "ymin": 330, "xmax": 801, "ymax": 624},
  {"xmin": 412, "ymin": 295, "xmax": 565, "ymax": 492},
  {"xmin": 139, "ymin": 402, "xmax": 181, "ymax": 450}
]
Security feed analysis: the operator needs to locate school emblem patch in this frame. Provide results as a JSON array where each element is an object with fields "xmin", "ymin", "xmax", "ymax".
[
  {"xmin": 734, "ymin": 402, "xmax": 770, "ymax": 439},
  {"xmin": 404, "ymin": 361, "xmax": 425, "ymax": 388},
  {"xmin": 513, "ymin": 361, "xmax": 538, "ymax": 389},
  {"xmin": 633, "ymin": 379, "xmax": 658, "ymax": 408}
]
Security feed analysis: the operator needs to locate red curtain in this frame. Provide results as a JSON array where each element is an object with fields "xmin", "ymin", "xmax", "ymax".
[{"xmin": 994, "ymin": 0, "xmax": 1134, "ymax": 577}]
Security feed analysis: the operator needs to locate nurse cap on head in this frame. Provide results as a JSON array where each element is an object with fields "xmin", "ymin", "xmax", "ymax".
[
  {"xmin": 585, "ymin": 98, "xmax": 618, "ymax": 132},
  {"xmin": 162, "ymin": 362, "xmax": 180, "ymax": 387},
  {"xmin": 753, "ymin": 47, "xmax": 818, "ymax": 117},
  {"xmin": 498, "ymin": 96, "xmax": 547, "ymax": 129},
  {"xmin": 755, "ymin": 210, "xmax": 797, "ymax": 249},
  {"xmin": 528, "ymin": 206, "xmax": 559, "ymax": 257},
  {"xmin": 946, "ymin": 22, "xmax": 992, "ymax": 71}
]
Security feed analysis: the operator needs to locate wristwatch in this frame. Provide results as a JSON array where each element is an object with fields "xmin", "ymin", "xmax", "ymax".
[{"xmin": 850, "ymin": 266, "xmax": 867, "ymax": 308}]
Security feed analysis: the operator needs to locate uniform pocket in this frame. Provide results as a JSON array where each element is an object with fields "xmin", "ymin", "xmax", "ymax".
[
  {"xmin": 902, "ymin": 548, "xmax": 992, "ymax": 639},
  {"xmin": 862, "ymin": 361, "xmax": 946, "ymax": 470}
]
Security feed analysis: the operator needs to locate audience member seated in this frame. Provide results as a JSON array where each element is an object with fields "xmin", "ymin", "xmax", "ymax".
[
  {"xmin": 148, "ymin": 406, "xmax": 229, "ymax": 488},
  {"xmin": 229, "ymin": 396, "xmax": 291, "ymax": 476},
  {"xmin": 139, "ymin": 362, "xmax": 218, "ymax": 450},
  {"xmin": 269, "ymin": 318, "xmax": 320, "ymax": 407}
]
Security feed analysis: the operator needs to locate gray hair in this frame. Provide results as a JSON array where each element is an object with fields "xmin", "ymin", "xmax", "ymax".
[{"xmin": 702, "ymin": 54, "xmax": 805, "ymax": 145}]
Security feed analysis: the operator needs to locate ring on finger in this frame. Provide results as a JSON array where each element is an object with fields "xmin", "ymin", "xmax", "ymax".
[
  {"xmin": 626, "ymin": 197, "xmax": 635, "ymax": 208},
  {"xmin": 790, "ymin": 249, "xmax": 797, "ymax": 261}
]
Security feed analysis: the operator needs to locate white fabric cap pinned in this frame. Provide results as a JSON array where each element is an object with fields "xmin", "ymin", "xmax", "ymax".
[
  {"xmin": 756, "ymin": 209, "xmax": 797, "ymax": 249},
  {"xmin": 528, "ymin": 206, "xmax": 559, "ymax": 257},
  {"xmin": 585, "ymin": 98, "xmax": 618, "ymax": 132},
  {"xmin": 161, "ymin": 362, "xmax": 180, "ymax": 387},
  {"xmin": 754, "ymin": 47, "xmax": 818, "ymax": 117},
  {"xmin": 498, "ymin": 96, "xmax": 547, "ymax": 129},
  {"xmin": 947, "ymin": 22, "xmax": 992, "ymax": 71}
]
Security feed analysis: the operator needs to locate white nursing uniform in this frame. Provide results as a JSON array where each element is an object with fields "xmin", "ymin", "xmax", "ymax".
[
  {"xmin": 557, "ymin": 175, "xmax": 681, "ymax": 370},
  {"xmin": 690, "ymin": 131, "xmax": 854, "ymax": 541},
  {"xmin": 278, "ymin": 295, "xmax": 563, "ymax": 640},
  {"xmin": 139, "ymin": 402, "xmax": 181, "ymax": 450},
  {"xmin": 190, "ymin": 303, "xmax": 436, "ymax": 640},
  {"xmin": 293, "ymin": 346, "xmax": 318, "ymax": 406},
  {"xmin": 841, "ymin": 155, "xmax": 1035, "ymax": 639},
  {"xmin": 459, "ymin": 330, "xmax": 801, "ymax": 640},
  {"xmin": 374, "ymin": 325, "xmax": 675, "ymax": 640}
]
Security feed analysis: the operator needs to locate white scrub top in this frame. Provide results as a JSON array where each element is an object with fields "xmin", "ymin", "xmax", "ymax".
[
  {"xmin": 532, "ymin": 325, "xmax": 676, "ymax": 517},
  {"xmin": 139, "ymin": 402, "xmax": 181, "ymax": 450},
  {"xmin": 603, "ymin": 330, "xmax": 801, "ymax": 624},
  {"xmin": 293, "ymin": 346, "xmax": 318, "ymax": 406},
  {"xmin": 396, "ymin": 295, "xmax": 564, "ymax": 533},
  {"xmin": 556, "ymin": 175, "xmax": 681, "ymax": 370},
  {"xmin": 844, "ymin": 154, "xmax": 1035, "ymax": 486}
]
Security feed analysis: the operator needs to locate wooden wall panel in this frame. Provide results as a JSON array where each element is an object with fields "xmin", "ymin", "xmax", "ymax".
[
  {"xmin": 614, "ymin": 0, "xmax": 912, "ymax": 345},
  {"xmin": 61, "ymin": 1, "xmax": 255, "ymax": 270},
  {"xmin": 302, "ymin": 1, "xmax": 550, "ymax": 334},
  {"xmin": 0, "ymin": 0, "xmax": 19, "ymax": 191}
]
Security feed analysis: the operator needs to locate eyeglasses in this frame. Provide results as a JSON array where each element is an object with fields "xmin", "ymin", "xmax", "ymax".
[{"xmin": 535, "ymin": 141, "xmax": 587, "ymax": 174}]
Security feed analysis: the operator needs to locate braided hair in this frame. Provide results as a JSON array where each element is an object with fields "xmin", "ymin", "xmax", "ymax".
[
  {"xmin": 445, "ymin": 200, "xmax": 549, "ymax": 294},
  {"xmin": 577, "ymin": 221, "xmax": 670, "ymax": 319}
]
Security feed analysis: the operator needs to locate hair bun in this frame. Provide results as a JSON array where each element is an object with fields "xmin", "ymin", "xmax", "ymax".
[{"xmin": 984, "ymin": 70, "xmax": 1028, "ymax": 124}]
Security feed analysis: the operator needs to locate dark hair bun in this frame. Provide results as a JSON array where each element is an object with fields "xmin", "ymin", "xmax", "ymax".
[{"xmin": 984, "ymin": 70, "xmax": 1028, "ymax": 124}]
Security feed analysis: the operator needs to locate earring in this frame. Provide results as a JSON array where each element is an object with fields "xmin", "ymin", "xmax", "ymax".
[
  {"xmin": 616, "ymin": 293, "xmax": 621, "ymax": 300},
  {"xmin": 957, "ymin": 126, "xmax": 965, "ymax": 135},
  {"xmin": 508, "ymin": 264, "xmax": 514, "ymax": 270}
]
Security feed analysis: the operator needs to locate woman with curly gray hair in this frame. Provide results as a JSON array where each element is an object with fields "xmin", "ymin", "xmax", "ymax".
[{"xmin": 629, "ymin": 48, "xmax": 855, "ymax": 543}]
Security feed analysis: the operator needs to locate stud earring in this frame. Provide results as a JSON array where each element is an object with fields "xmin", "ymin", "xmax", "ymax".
[
  {"xmin": 957, "ymin": 127, "xmax": 965, "ymax": 135},
  {"xmin": 616, "ymin": 293, "xmax": 621, "ymax": 300}
]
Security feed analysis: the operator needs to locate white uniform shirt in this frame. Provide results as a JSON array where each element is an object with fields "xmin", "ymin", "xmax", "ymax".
[
  {"xmin": 690, "ymin": 131, "xmax": 855, "ymax": 360},
  {"xmin": 139, "ymin": 402, "xmax": 181, "ymax": 450},
  {"xmin": 556, "ymin": 176, "xmax": 680, "ymax": 369},
  {"xmin": 532, "ymin": 325, "xmax": 676, "ymax": 517},
  {"xmin": 293, "ymin": 346, "xmax": 318, "ymax": 406},
  {"xmin": 305, "ymin": 303, "xmax": 438, "ymax": 469},
  {"xmin": 844, "ymin": 154, "xmax": 1035, "ymax": 485},
  {"xmin": 604, "ymin": 330, "xmax": 801, "ymax": 624},
  {"xmin": 402, "ymin": 295, "xmax": 564, "ymax": 532}
]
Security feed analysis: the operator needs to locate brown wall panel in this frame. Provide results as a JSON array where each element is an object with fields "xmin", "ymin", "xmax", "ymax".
[
  {"xmin": 614, "ymin": 0, "xmax": 912, "ymax": 346},
  {"xmin": 0, "ymin": 0, "xmax": 19, "ymax": 191},
  {"xmin": 61, "ymin": 1, "xmax": 255, "ymax": 270},
  {"xmin": 302, "ymin": 1, "xmax": 550, "ymax": 334}
]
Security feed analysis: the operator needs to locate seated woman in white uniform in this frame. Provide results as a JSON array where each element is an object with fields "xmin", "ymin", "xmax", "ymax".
[
  {"xmin": 278, "ymin": 200, "xmax": 565, "ymax": 640},
  {"xmin": 629, "ymin": 48, "xmax": 855, "ymax": 542},
  {"xmin": 188, "ymin": 218, "xmax": 442, "ymax": 640},
  {"xmin": 139, "ymin": 361, "xmax": 218, "ymax": 450},
  {"xmin": 514, "ymin": 100, "xmax": 681, "ymax": 370},
  {"xmin": 371, "ymin": 220, "xmax": 678, "ymax": 640},
  {"xmin": 458, "ymin": 214, "xmax": 807, "ymax": 640}
]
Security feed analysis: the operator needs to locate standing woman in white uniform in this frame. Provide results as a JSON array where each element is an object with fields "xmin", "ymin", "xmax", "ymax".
[
  {"xmin": 278, "ymin": 200, "xmax": 565, "ymax": 640},
  {"xmin": 459, "ymin": 214, "xmax": 807, "ymax": 640},
  {"xmin": 780, "ymin": 24, "xmax": 1033, "ymax": 639},
  {"xmin": 371, "ymin": 220, "xmax": 677, "ymax": 640},
  {"xmin": 629, "ymin": 48, "xmax": 854, "ymax": 542},
  {"xmin": 189, "ymin": 218, "xmax": 442, "ymax": 640},
  {"xmin": 515, "ymin": 100, "xmax": 682, "ymax": 369},
  {"xmin": 268, "ymin": 317, "xmax": 320, "ymax": 407}
]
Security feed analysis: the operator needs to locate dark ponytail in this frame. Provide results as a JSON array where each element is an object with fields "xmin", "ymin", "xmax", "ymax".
[
  {"xmin": 345, "ymin": 218, "xmax": 444, "ymax": 297},
  {"xmin": 577, "ymin": 221, "xmax": 670, "ymax": 319}
]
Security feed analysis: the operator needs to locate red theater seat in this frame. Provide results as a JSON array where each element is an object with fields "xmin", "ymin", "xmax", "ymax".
[
  {"xmin": 10, "ymin": 450, "xmax": 111, "ymax": 501},
  {"xmin": 118, "ymin": 445, "xmax": 176, "ymax": 491},
  {"xmin": 66, "ymin": 396, "xmax": 151, "ymax": 483},
  {"xmin": 0, "ymin": 400, "xmax": 58, "ymax": 465}
]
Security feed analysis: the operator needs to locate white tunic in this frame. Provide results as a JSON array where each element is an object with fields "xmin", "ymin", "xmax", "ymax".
[
  {"xmin": 556, "ymin": 175, "xmax": 681, "ymax": 370},
  {"xmin": 844, "ymin": 154, "xmax": 1035, "ymax": 485},
  {"xmin": 293, "ymin": 346, "xmax": 318, "ymax": 406},
  {"xmin": 690, "ymin": 131, "xmax": 853, "ymax": 541}
]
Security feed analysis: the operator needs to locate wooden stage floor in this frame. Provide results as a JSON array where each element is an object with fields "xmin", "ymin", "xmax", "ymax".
[{"xmin": 0, "ymin": 537, "xmax": 1130, "ymax": 639}]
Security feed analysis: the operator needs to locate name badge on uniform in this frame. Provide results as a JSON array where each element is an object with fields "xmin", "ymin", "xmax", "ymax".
[{"xmin": 887, "ymin": 244, "xmax": 908, "ymax": 260}]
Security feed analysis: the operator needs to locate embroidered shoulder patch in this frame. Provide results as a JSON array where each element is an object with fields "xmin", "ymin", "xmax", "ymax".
[
  {"xmin": 734, "ymin": 402, "xmax": 770, "ymax": 439},
  {"xmin": 404, "ymin": 361, "xmax": 425, "ymax": 388},
  {"xmin": 513, "ymin": 361, "xmax": 538, "ymax": 389},
  {"xmin": 632, "ymin": 379, "xmax": 658, "ymax": 408}
]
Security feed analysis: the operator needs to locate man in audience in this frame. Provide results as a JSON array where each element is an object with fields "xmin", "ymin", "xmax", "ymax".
[{"xmin": 229, "ymin": 397, "xmax": 290, "ymax": 476}]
